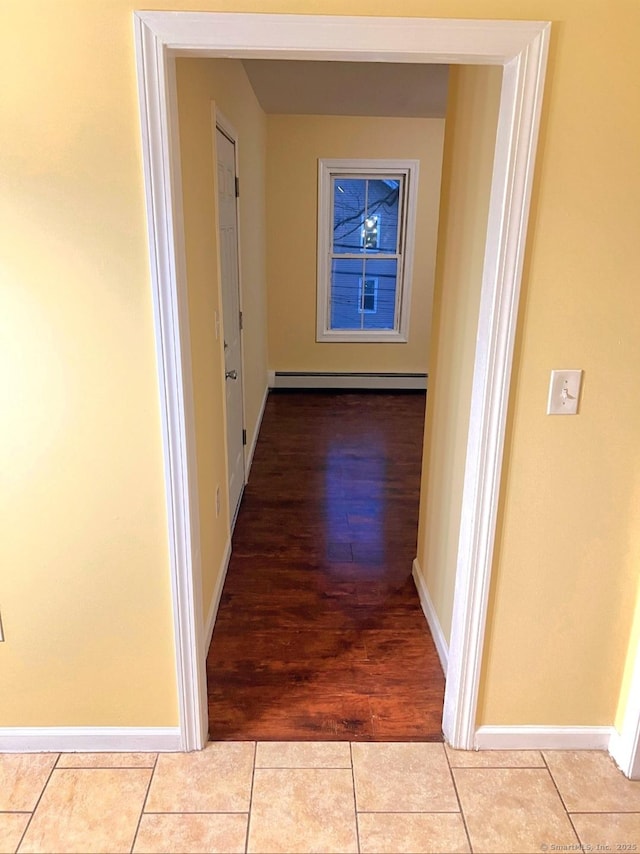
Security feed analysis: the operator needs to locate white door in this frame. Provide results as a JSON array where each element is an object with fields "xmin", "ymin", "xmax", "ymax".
[{"xmin": 216, "ymin": 125, "xmax": 245, "ymax": 525}]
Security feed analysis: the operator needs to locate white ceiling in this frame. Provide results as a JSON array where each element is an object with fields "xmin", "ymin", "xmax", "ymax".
[{"xmin": 241, "ymin": 60, "xmax": 449, "ymax": 118}]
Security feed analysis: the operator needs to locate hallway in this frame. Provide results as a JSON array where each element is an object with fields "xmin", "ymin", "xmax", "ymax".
[{"xmin": 207, "ymin": 391, "xmax": 445, "ymax": 740}]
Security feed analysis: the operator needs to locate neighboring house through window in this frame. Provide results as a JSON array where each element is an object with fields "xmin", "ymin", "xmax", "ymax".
[
  {"xmin": 316, "ymin": 158, "xmax": 419, "ymax": 342},
  {"xmin": 359, "ymin": 276, "xmax": 378, "ymax": 314}
]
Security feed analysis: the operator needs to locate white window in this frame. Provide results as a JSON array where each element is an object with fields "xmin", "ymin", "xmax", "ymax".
[{"xmin": 317, "ymin": 159, "xmax": 419, "ymax": 343}]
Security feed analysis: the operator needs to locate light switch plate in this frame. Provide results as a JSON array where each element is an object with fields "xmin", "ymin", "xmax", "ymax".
[{"xmin": 547, "ymin": 369, "xmax": 582, "ymax": 415}]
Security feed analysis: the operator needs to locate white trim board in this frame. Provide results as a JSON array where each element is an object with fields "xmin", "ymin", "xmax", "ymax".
[
  {"xmin": 272, "ymin": 372, "xmax": 427, "ymax": 390},
  {"xmin": 204, "ymin": 539, "xmax": 232, "ymax": 652},
  {"xmin": 245, "ymin": 383, "xmax": 269, "ymax": 479},
  {"xmin": 475, "ymin": 726, "xmax": 614, "ymax": 751},
  {"xmin": 412, "ymin": 559, "xmax": 449, "ymax": 674},
  {"xmin": 134, "ymin": 13, "xmax": 208, "ymax": 752},
  {"xmin": 133, "ymin": 11, "xmax": 550, "ymax": 752},
  {"xmin": 0, "ymin": 728, "xmax": 182, "ymax": 753},
  {"xmin": 610, "ymin": 724, "xmax": 640, "ymax": 780},
  {"xmin": 609, "ymin": 636, "xmax": 640, "ymax": 778}
]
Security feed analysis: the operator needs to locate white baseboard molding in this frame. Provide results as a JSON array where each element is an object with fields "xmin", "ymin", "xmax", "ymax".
[
  {"xmin": 0, "ymin": 727, "xmax": 182, "ymax": 753},
  {"xmin": 245, "ymin": 383, "xmax": 269, "ymax": 480},
  {"xmin": 267, "ymin": 369, "xmax": 276, "ymax": 388},
  {"xmin": 609, "ymin": 726, "xmax": 640, "ymax": 779},
  {"xmin": 412, "ymin": 559, "xmax": 449, "ymax": 675},
  {"xmin": 609, "ymin": 729, "xmax": 628, "ymax": 774},
  {"xmin": 271, "ymin": 371, "xmax": 428, "ymax": 391},
  {"xmin": 607, "ymin": 633, "xmax": 640, "ymax": 778},
  {"xmin": 474, "ymin": 725, "xmax": 614, "ymax": 751},
  {"xmin": 204, "ymin": 538, "xmax": 232, "ymax": 652}
]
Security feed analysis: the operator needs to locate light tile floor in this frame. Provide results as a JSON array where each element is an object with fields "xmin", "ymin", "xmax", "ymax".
[{"xmin": 1, "ymin": 743, "xmax": 640, "ymax": 853}]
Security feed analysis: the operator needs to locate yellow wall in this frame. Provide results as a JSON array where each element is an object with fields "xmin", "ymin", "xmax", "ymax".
[
  {"xmin": 0, "ymin": 0, "xmax": 180, "ymax": 726},
  {"xmin": 476, "ymin": 2, "xmax": 640, "ymax": 726},
  {"xmin": 616, "ymin": 582, "xmax": 640, "ymax": 731},
  {"xmin": 175, "ymin": 58, "xmax": 268, "ymax": 621},
  {"xmin": 416, "ymin": 65, "xmax": 502, "ymax": 641},
  {"xmin": 1, "ymin": 0, "xmax": 639, "ymax": 733},
  {"xmin": 266, "ymin": 115, "xmax": 444, "ymax": 373}
]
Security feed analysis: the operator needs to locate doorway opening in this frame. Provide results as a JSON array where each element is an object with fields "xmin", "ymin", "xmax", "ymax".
[
  {"xmin": 134, "ymin": 11, "xmax": 550, "ymax": 752},
  {"xmin": 196, "ymin": 57, "xmax": 449, "ymax": 739}
]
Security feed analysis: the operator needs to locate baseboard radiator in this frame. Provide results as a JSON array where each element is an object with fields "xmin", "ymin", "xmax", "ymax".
[{"xmin": 270, "ymin": 371, "xmax": 428, "ymax": 391}]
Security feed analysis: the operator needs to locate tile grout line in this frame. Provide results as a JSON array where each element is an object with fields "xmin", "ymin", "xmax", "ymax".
[
  {"xmin": 570, "ymin": 810, "xmax": 640, "ymax": 815},
  {"xmin": 129, "ymin": 752, "xmax": 159, "ymax": 854},
  {"xmin": 244, "ymin": 742, "xmax": 257, "ymax": 854},
  {"xmin": 349, "ymin": 743, "xmax": 361, "ymax": 854},
  {"xmin": 444, "ymin": 745, "xmax": 474, "ymax": 854},
  {"xmin": 255, "ymin": 765, "xmax": 352, "ymax": 770},
  {"xmin": 356, "ymin": 809, "xmax": 466, "ymax": 814},
  {"xmin": 14, "ymin": 754, "xmax": 60, "ymax": 854},
  {"xmin": 55, "ymin": 766, "xmax": 156, "ymax": 770},
  {"xmin": 447, "ymin": 764, "xmax": 545, "ymax": 770},
  {"xmin": 50, "ymin": 765, "xmax": 159, "ymax": 771},
  {"xmin": 541, "ymin": 752, "xmax": 582, "ymax": 846},
  {"xmin": 142, "ymin": 810, "xmax": 254, "ymax": 815}
]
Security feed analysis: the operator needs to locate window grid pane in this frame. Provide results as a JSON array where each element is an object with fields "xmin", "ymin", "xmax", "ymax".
[
  {"xmin": 330, "ymin": 258, "xmax": 398, "ymax": 331},
  {"xmin": 332, "ymin": 176, "xmax": 402, "ymax": 256}
]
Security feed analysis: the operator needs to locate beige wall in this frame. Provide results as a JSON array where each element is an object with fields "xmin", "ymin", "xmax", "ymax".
[
  {"xmin": 617, "ymin": 589, "xmax": 640, "ymax": 730},
  {"xmin": 0, "ymin": 0, "xmax": 180, "ymax": 726},
  {"xmin": 266, "ymin": 115, "xmax": 444, "ymax": 373},
  {"xmin": 416, "ymin": 65, "xmax": 502, "ymax": 641},
  {"xmin": 1, "ymin": 0, "xmax": 639, "ymax": 733},
  {"xmin": 176, "ymin": 58, "xmax": 268, "ymax": 621},
  {"xmin": 475, "ymin": 2, "xmax": 640, "ymax": 726}
]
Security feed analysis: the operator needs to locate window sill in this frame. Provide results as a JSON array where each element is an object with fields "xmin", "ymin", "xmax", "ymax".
[{"xmin": 316, "ymin": 330, "xmax": 408, "ymax": 344}]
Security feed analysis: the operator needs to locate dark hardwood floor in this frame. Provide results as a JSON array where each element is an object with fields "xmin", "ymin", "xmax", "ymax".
[{"xmin": 206, "ymin": 390, "xmax": 445, "ymax": 741}]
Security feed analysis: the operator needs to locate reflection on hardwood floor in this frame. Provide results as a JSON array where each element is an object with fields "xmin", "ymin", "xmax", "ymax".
[{"xmin": 207, "ymin": 391, "xmax": 445, "ymax": 741}]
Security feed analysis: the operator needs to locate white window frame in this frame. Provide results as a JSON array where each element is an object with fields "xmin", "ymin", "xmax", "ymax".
[{"xmin": 316, "ymin": 159, "xmax": 419, "ymax": 343}]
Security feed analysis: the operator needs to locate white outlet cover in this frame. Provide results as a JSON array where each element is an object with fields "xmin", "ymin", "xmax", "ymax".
[{"xmin": 547, "ymin": 369, "xmax": 582, "ymax": 415}]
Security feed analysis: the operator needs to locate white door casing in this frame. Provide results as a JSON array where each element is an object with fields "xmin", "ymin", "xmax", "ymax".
[
  {"xmin": 134, "ymin": 12, "xmax": 550, "ymax": 753},
  {"xmin": 216, "ymin": 122, "xmax": 245, "ymax": 525}
]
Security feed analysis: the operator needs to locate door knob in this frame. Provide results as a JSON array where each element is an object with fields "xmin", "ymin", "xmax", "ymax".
[{"xmin": 225, "ymin": 369, "xmax": 238, "ymax": 380}]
